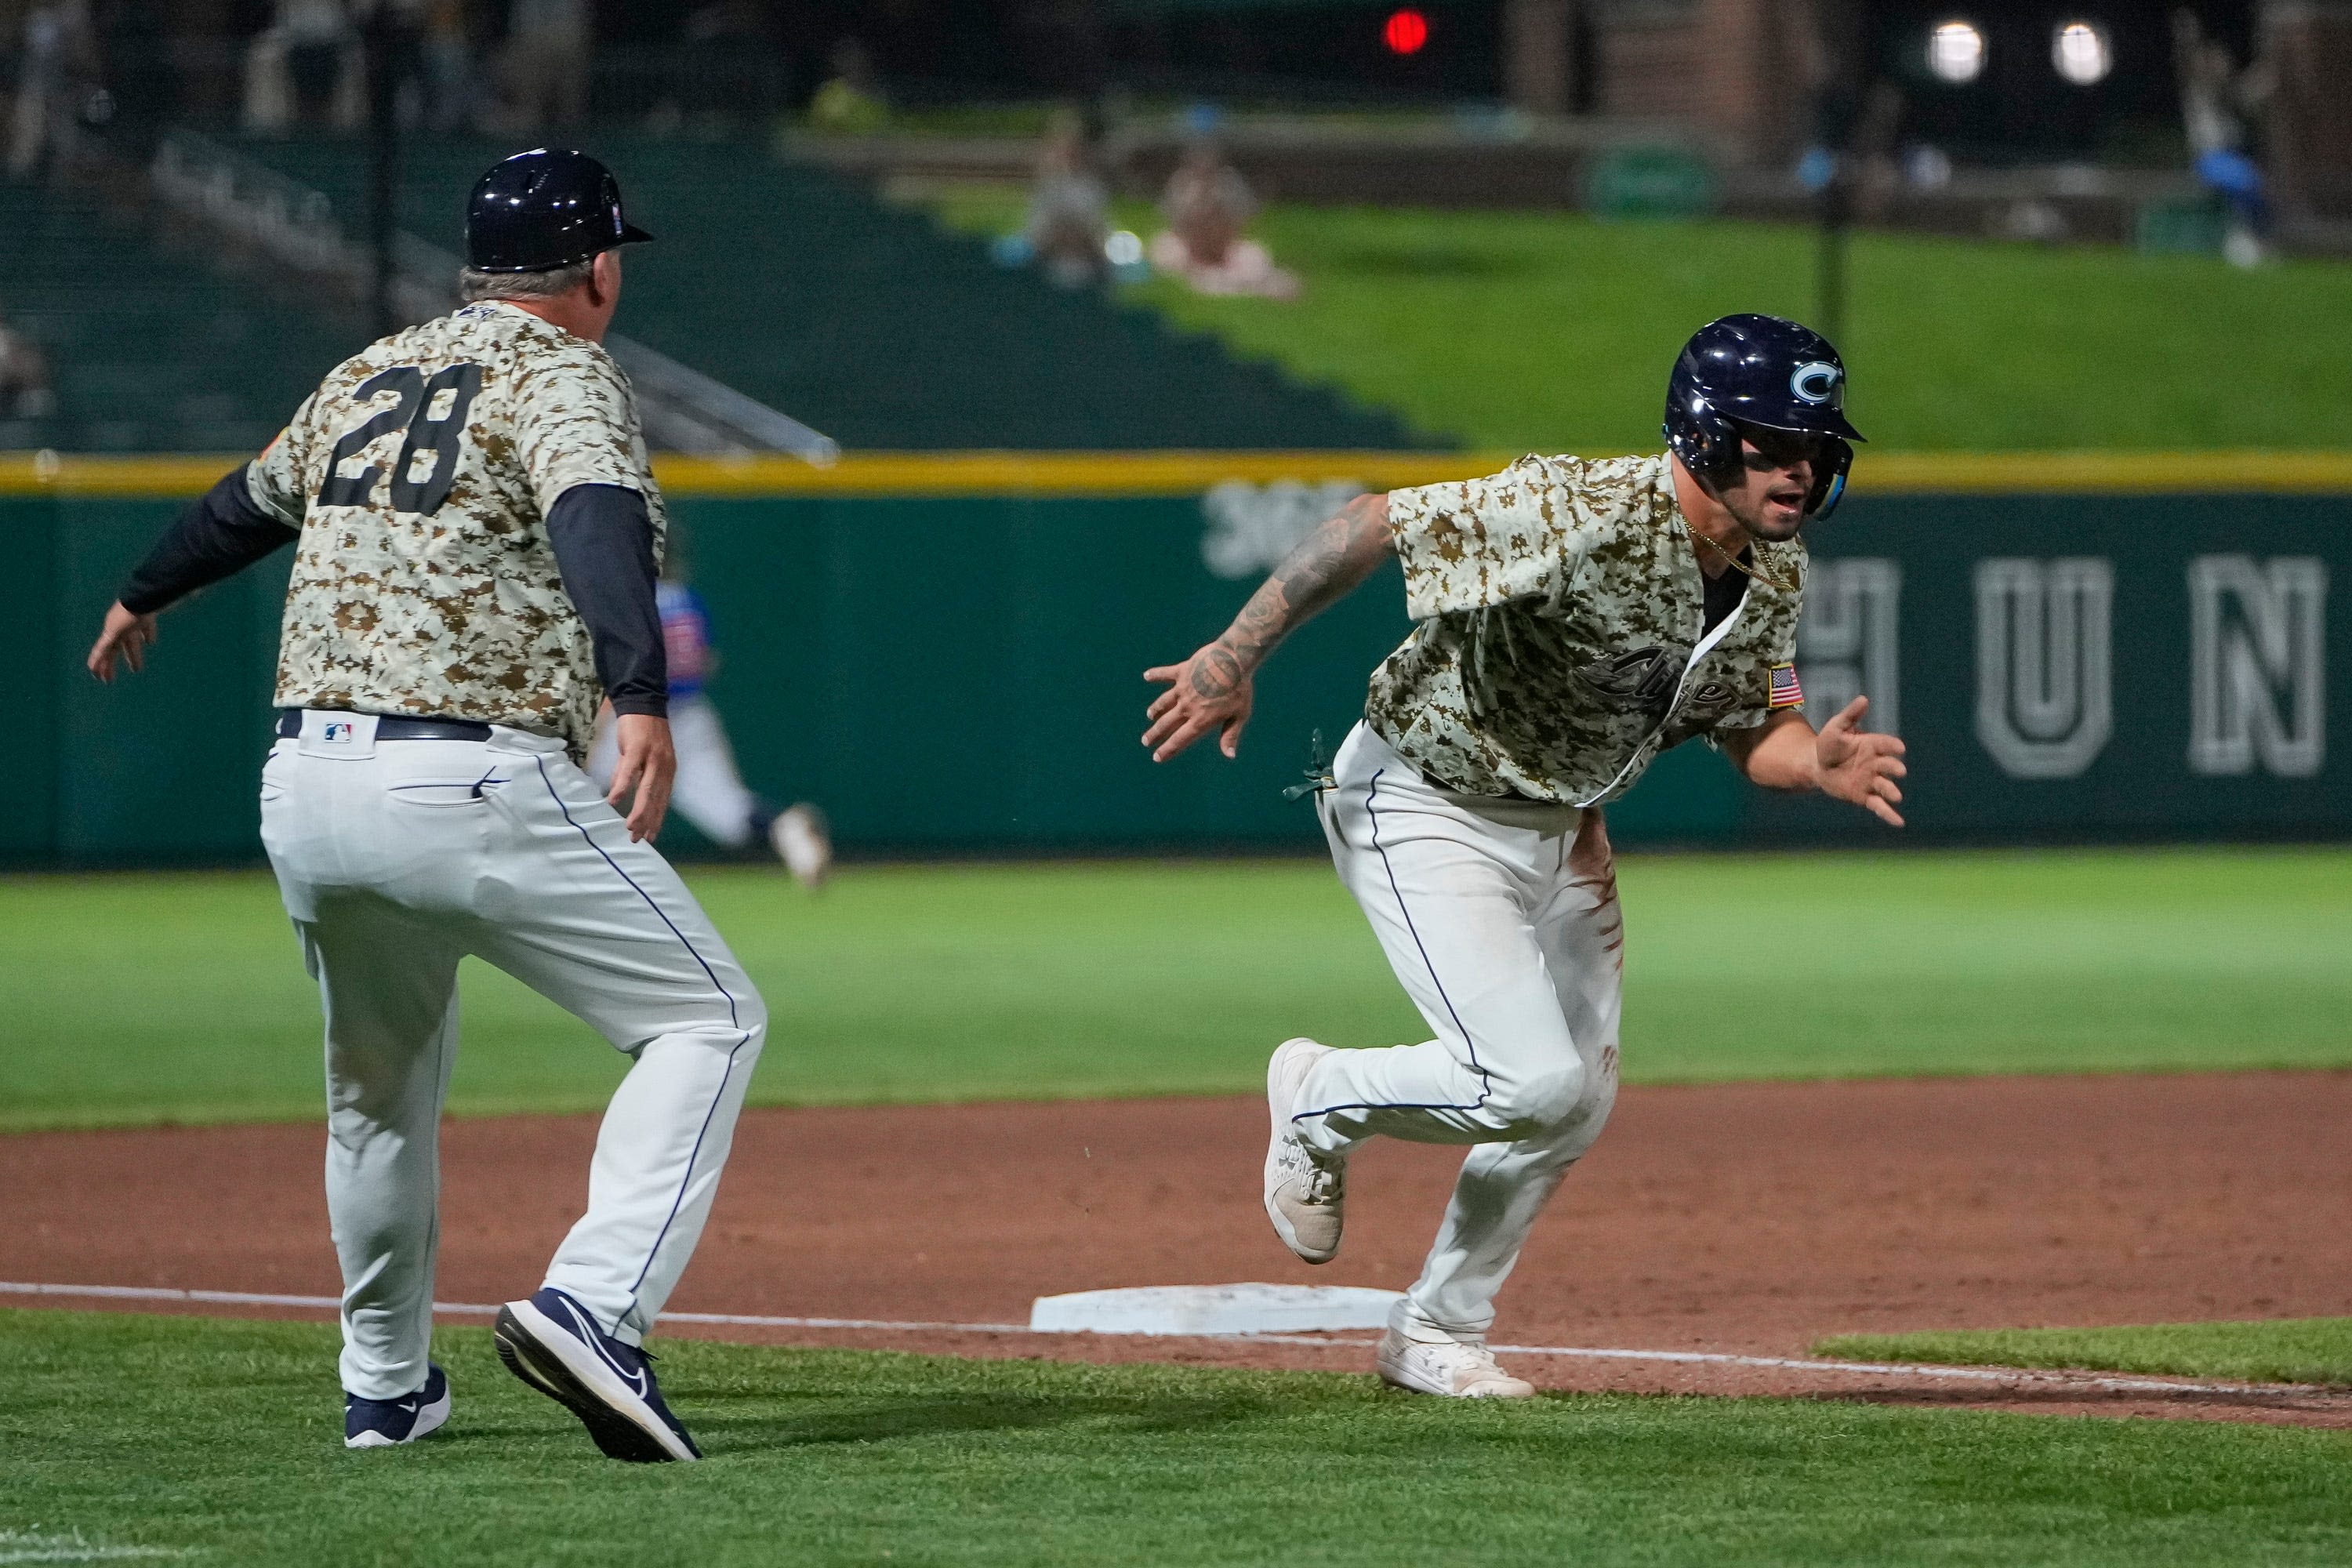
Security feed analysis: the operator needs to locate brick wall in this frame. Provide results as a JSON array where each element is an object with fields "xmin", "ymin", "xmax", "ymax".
[
  {"xmin": 1592, "ymin": 0, "xmax": 1820, "ymax": 163},
  {"xmin": 2263, "ymin": 1, "xmax": 2352, "ymax": 220}
]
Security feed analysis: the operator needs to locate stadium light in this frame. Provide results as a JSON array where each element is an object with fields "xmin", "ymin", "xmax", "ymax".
[
  {"xmin": 1927, "ymin": 20, "xmax": 1987, "ymax": 82},
  {"xmin": 2052, "ymin": 20, "xmax": 2112, "ymax": 85},
  {"xmin": 1383, "ymin": 9, "xmax": 1429, "ymax": 55}
]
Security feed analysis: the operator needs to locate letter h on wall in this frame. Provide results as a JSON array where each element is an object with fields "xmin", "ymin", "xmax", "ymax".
[{"xmin": 1798, "ymin": 558, "xmax": 1902, "ymax": 737}]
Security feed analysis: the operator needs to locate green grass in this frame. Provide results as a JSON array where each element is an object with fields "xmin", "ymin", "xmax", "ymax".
[
  {"xmin": 3, "ymin": 848, "xmax": 2349, "ymax": 1131},
  {"xmin": 917, "ymin": 190, "xmax": 2352, "ymax": 452},
  {"xmin": 1818, "ymin": 1319, "xmax": 2352, "ymax": 1388},
  {"xmin": 6, "ymin": 1309, "xmax": 2350, "ymax": 1566}
]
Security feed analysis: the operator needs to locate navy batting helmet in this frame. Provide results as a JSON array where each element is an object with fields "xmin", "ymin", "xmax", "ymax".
[
  {"xmin": 1664, "ymin": 314, "xmax": 1864, "ymax": 520},
  {"xmin": 465, "ymin": 148, "xmax": 654, "ymax": 273}
]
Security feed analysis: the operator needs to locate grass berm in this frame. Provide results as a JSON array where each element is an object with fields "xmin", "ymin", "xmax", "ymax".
[{"xmin": 920, "ymin": 192, "xmax": 2352, "ymax": 453}]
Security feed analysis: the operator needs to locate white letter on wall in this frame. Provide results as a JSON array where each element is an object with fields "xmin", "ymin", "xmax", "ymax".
[
  {"xmin": 1200, "ymin": 479, "xmax": 1367, "ymax": 580},
  {"xmin": 1975, "ymin": 557, "xmax": 2115, "ymax": 779},
  {"xmin": 1799, "ymin": 557, "xmax": 1903, "ymax": 736},
  {"xmin": 2189, "ymin": 555, "xmax": 2327, "ymax": 777}
]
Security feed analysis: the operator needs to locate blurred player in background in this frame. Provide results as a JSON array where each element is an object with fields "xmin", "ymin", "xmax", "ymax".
[
  {"xmin": 588, "ymin": 572, "xmax": 832, "ymax": 887},
  {"xmin": 1144, "ymin": 314, "xmax": 1906, "ymax": 1399}
]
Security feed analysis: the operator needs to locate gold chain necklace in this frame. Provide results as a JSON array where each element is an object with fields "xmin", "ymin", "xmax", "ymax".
[{"xmin": 1684, "ymin": 521, "xmax": 1797, "ymax": 594}]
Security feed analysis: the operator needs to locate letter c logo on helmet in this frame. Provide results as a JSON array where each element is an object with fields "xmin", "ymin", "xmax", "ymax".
[
  {"xmin": 1664, "ymin": 314, "xmax": 1864, "ymax": 519},
  {"xmin": 1790, "ymin": 361, "xmax": 1841, "ymax": 405}
]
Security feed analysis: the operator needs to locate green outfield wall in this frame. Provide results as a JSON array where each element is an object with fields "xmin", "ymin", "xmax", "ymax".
[{"xmin": 5, "ymin": 452, "xmax": 2348, "ymax": 866}]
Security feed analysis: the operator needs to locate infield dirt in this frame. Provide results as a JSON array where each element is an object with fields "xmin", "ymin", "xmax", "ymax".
[{"xmin": 7, "ymin": 1072, "xmax": 2350, "ymax": 1427}]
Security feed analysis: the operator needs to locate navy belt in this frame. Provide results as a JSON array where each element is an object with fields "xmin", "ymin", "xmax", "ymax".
[{"xmin": 276, "ymin": 710, "xmax": 493, "ymax": 742}]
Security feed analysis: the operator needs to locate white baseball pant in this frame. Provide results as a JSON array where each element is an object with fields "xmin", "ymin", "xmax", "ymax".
[
  {"xmin": 587, "ymin": 693, "xmax": 760, "ymax": 850},
  {"xmin": 1300, "ymin": 721, "xmax": 1621, "ymax": 1339},
  {"xmin": 260, "ymin": 711, "xmax": 766, "ymax": 1400}
]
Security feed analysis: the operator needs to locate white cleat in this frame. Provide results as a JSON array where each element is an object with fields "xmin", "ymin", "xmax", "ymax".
[
  {"xmin": 1264, "ymin": 1036, "xmax": 1345, "ymax": 1264},
  {"xmin": 771, "ymin": 803, "xmax": 833, "ymax": 889},
  {"xmin": 1377, "ymin": 1329, "xmax": 1537, "ymax": 1399}
]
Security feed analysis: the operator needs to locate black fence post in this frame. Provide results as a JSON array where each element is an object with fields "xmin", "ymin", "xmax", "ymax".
[
  {"xmin": 362, "ymin": 4, "xmax": 401, "ymax": 339},
  {"xmin": 1817, "ymin": 162, "xmax": 1849, "ymax": 353}
]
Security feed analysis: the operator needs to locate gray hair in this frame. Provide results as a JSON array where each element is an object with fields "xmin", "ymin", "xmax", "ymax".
[{"xmin": 456, "ymin": 259, "xmax": 595, "ymax": 303}]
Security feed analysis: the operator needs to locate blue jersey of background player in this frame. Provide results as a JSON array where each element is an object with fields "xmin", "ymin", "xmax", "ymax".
[
  {"xmin": 592, "ymin": 577, "xmax": 832, "ymax": 887},
  {"xmin": 660, "ymin": 580, "xmax": 716, "ymax": 700}
]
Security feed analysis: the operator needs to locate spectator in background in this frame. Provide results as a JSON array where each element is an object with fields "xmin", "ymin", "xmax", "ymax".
[
  {"xmin": 680, "ymin": 2, "xmax": 784, "ymax": 133},
  {"xmin": 1023, "ymin": 108, "xmax": 1111, "ymax": 289},
  {"xmin": 1791, "ymin": 11, "xmax": 1915, "ymax": 227},
  {"xmin": 0, "ymin": 308, "xmax": 58, "ymax": 418},
  {"xmin": 244, "ymin": 0, "xmax": 364, "ymax": 132},
  {"xmin": 506, "ymin": 0, "xmax": 589, "ymax": 130},
  {"xmin": 419, "ymin": 0, "xmax": 480, "ymax": 132},
  {"xmin": 807, "ymin": 37, "xmax": 886, "ymax": 136},
  {"xmin": 293, "ymin": 0, "xmax": 365, "ymax": 127},
  {"xmin": 363, "ymin": 0, "xmax": 434, "ymax": 130},
  {"xmin": 1148, "ymin": 139, "xmax": 1298, "ymax": 299},
  {"xmin": 8, "ymin": 0, "xmax": 100, "ymax": 179},
  {"xmin": 2172, "ymin": 7, "xmax": 2273, "ymax": 267},
  {"xmin": 1845, "ymin": 81, "xmax": 1907, "ymax": 223}
]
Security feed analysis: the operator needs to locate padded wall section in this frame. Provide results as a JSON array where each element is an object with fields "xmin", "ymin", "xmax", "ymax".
[{"xmin": 13, "ymin": 485, "xmax": 2347, "ymax": 868}]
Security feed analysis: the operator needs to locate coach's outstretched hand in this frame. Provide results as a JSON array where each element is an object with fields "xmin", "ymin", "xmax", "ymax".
[
  {"xmin": 87, "ymin": 601, "xmax": 160, "ymax": 682},
  {"xmin": 1144, "ymin": 641, "xmax": 1256, "ymax": 762},
  {"xmin": 1815, "ymin": 695, "xmax": 1907, "ymax": 827}
]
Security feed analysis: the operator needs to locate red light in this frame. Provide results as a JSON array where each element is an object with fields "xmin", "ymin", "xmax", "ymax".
[{"xmin": 1383, "ymin": 8, "xmax": 1428, "ymax": 53}]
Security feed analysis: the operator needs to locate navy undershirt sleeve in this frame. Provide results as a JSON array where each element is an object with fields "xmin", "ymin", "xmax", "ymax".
[
  {"xmin": 119, "ymin": 466, "xmax": 299, "ymax": 615},
  {"xmin": 546, "ymin": 482, "xmax": 668, "ymax": 719}
]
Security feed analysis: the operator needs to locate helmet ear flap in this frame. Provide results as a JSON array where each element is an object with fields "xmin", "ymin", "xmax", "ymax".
[
  {"xmin": 1699, "ymin": 415, "xmax": 1740, "ymax": 483},
  {"xmin": 1664, "ymin": 397, "xmax": 1741, "ymax": 486},
  {"xmin": 1688, "ymin": 408, "xmax": 1741, "ymax": 488}
]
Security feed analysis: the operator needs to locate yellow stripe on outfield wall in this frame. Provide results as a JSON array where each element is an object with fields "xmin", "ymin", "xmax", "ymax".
[{"xmin": 5, "ymin": 449, "xmax": 2352, "ymax": 499}]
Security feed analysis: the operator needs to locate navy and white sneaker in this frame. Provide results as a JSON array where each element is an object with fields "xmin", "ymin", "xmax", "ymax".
[
  {"xmin": 344, "ymin": 1362, "xmax": 452, "ymax": 1449},
  {"xmin": 494, "ymin": 1288, "xmax": 702, "ymax": 1462}
]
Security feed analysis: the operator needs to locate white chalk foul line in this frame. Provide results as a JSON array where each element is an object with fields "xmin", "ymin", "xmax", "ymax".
[
  {"xmin": 0, "ymin": 1530, "xmax": 200, "ymax": 1563},
  {"xmin": 1481, "ymin": 1341, "xmax": 2344, "ymax": 1399},
  {"xmin": 0, "ymin": 1280, "xmax": 1036, "ymax": 1334},
  {"xmin": 1229, "ymin": 1330, "xmax": 2338, "ymax": 1399},
  {"xmin": 3, "ymin": 1282, "xmax": 380, "ymax": 1313},
  {"xmin": 4, "ymin": 1280, "xmax": 2336, "ymax": 1401}
]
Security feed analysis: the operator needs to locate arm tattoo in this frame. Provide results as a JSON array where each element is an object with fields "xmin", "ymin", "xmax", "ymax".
[{"xmin": 1203, "ymin": 492, "xmax": 1392, "ymax": 684}]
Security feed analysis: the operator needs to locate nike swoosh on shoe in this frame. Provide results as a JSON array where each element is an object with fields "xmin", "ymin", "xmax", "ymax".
[{"xmin": 557, "ymin": 1297, "xmax": 652, "ymax": 1397}]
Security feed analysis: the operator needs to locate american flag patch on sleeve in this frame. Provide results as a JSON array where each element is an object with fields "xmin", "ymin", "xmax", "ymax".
[{"xmin": 1767, "ymin": 662, "xmax": 1804, "ymax": 710}]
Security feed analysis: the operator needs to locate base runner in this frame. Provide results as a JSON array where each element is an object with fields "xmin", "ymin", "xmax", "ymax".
[
  {"xmin": 1143, "ymin": 315, "xmax": 1906, "ymax": 1396},
  {"xmin": 87, "ymin": 150, "xmax": 764, "ymax": 1460}
]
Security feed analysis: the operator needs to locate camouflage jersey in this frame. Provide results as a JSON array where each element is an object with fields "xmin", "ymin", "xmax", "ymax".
[
  {"xmin": 1364, "ymin": 452, "xmax": 1806, "ymax": 804},
  {"xmin": 245, "ymin": 300, "xmax": 667, "ymax": 756}
]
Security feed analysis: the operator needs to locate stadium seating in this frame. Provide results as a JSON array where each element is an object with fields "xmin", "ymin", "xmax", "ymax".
[
  {"xmin": 224, "ymin": 135, "xmax": 1425, "ymax": 450},
  {"xmin": 0, "ymin": 179, "xmax": 366, "ymax": 452}
]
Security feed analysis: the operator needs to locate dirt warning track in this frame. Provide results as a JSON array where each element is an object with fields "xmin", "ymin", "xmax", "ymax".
[{"xmin": 7, "ymin": 1072, "xmax": 2351, "ymax": 1426}]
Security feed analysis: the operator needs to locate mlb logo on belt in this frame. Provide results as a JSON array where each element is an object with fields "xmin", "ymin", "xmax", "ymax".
[
  {"xmin": 322, "ymin": 721, "xmax": 354, "ymax": 743},
  {"xmin": 1767, "ymin": 663, "xmax": 1804, "ymax": 710}
]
